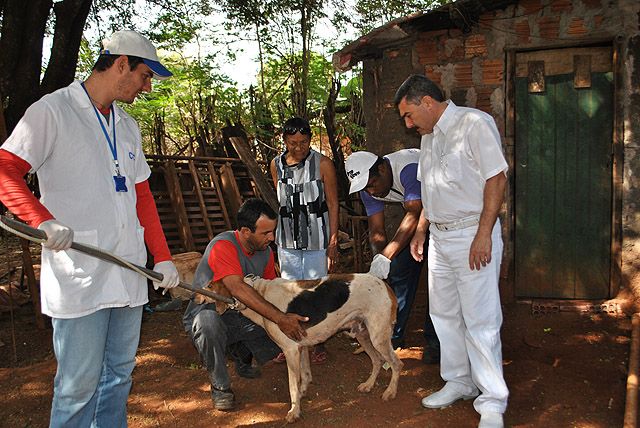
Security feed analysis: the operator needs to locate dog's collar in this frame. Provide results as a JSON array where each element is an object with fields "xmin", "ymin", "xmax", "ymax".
[
  {"xmin": 243, "ymin": 274, "xmax": 257, "ymax": 288},
  {"xmin": 229, "ymin": 274, "xmax": 257, "ymax": 311},
  {"xmin": 230, "ymin": 297, "xmax": 246, "ymax": 311}
]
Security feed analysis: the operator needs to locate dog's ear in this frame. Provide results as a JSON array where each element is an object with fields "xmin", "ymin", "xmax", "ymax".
[
  {"xmin": 193, "ymin": 280, "xmax": 233, "ymax": 315},
  {"xmin": 193, "ymin": 281, "xmax": 233, "ymax": 315}
]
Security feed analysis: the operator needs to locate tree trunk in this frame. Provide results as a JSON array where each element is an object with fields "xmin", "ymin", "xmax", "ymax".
[
  {"xmin": 323, "ymin": 78, "xmax": 349, "ymax": 202},
  {"xmin": 299, "ymin": 2, "xmax": 309, "ymax": 118},
  {"xmin": 0, "ymin": 97, "xmax": 7, "ymax": 144},
  {"xmin": 0, "ymin": 0, "xmax": 93, "ymax": 133},
  {"xmin": 0, "ymin": 0, "xmax": 52, "ymax": 131},
  {"xmin": 40, "ymin": 0, "xmax": 93, "ymax": 95},
  {"xmin": 153, "ymin": 112, "xmax": 165, "ymax": 155}
]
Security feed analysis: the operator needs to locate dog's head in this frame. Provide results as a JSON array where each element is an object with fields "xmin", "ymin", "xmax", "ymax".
[{"xmin": 193, "ymin": 280, "xmax": 234, "ymax": 315}]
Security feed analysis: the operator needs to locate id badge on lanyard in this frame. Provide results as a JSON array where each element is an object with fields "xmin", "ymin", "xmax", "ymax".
[
  {"xmin": 113, "ymin": 167, "xmax": 128, "ymax": 192},
  {"xmin": 81, "ymin": 82, "xmax": 128, "ymax": 193}
]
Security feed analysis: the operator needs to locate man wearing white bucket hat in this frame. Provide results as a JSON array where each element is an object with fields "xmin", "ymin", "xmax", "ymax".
[{"xmin": 0, "ymin": 30, "xmax": 178, "ymax": 427}]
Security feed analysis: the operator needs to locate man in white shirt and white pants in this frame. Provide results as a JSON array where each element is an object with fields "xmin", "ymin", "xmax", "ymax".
[{"xmin": 394, "ymin": 74, "xmax": 509, "ymax": 428}]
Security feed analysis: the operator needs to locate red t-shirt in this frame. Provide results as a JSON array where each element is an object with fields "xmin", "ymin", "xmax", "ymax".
[{"xmin": 208, "ymin": 231, "xmax": 276, "ymax": 281}]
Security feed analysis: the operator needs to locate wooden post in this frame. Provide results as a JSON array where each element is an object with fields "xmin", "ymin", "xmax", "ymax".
[
  {"xmin": 624, "ymin": 313, "xmax": 640, "ymax": 428},
  {"xmin": 503, "ymin": 49, "xmax": 517, "ymax": 303},
  {"xmin": 227, "ymin": 136, "xmax": 278, "ymax": 212},
  {"xmin": 20, "ymin": 239, "xmax": 45, "ymax": 329},
  {"xmin": 188, "ymin": 160, "xmax": 214, "ymax": 240},
  {"xmin": 611, "ymin": 36, "xmax": 624, "ymax": 298},
  {"xmin": 219, "ymin": 163, "xmax": 243, "ymax": 229},
  {"xmin": 163, "ymin": 161, "xmax": 195, "ymax": 251},
  {"xmin": 206, "ymin": 162, "xmax": 232, "ymax": 230}
]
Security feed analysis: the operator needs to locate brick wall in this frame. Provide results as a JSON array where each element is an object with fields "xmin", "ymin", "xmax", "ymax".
[
  {"xmin": 410, "ymin": 0, "xmax": 627, "ymax": 137},
  {"xmin": 361, "ymin": 45, "xmax": 422, "ymax": 157}
]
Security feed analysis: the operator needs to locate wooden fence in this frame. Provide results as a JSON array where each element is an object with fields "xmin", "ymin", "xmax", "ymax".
[{"xmin": 146, "ymin": 154, "xmax": 270, "ymax": 254}]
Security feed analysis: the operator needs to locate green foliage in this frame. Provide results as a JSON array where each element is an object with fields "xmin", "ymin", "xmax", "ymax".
[
  {"xmin": 65, "ymin": 0, "xmax": 447, "ymax": 158},
  {"xmin": 334, "ymin": 0, "xmax": 447, "ymax": 34},
  {"xmin": 257, "ymin": 51, "xmax": 333, "ymax": 118},
  {"xmin": 123, "ymin": 54, "xmax": 247, "ymax": 155},
  {"xmin": 336, "ymin": 71, "xmax": 366, "ymax": 150},
  {"xmin": 75, "ymin": 37, "xmax": 96, "ymax": 81}
]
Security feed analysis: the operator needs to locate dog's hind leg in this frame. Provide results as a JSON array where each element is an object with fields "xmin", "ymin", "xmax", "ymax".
[
  {"xmin": 355, "ymin": 329, "xmax": 384, "ymax": 393},
  {"xmin": 368, "ymin": 323, "xmax": 403, "ymax": 401},
  {"xmin": 299, "ymin": 346, "xmax": 312, "ymax": 397},
  {"xmin": 283, "ymin": 346, "xmax": 303, "ymax": 423}
]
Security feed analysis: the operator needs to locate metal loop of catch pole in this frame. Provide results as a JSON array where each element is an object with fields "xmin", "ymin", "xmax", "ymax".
[{"xmin": 0, "ymin": 215, "xmax": 236, "ymax": 306}]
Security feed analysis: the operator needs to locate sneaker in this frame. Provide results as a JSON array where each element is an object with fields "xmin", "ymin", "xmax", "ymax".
[
  {"xmin": 235, "ymin": 362, "xmax": 261, "ymax": 379},
  {"xmin": 211, "ymin": 387, "xmax": 235, "ymax": 410},
  {"xmin": 421, "ymin": 382, "xmax": 479, "ymax": 409},
  {"xmin": 478, "ymin": 411, "xmax": 504, "ymax": 428},
  {"xmin": 229, "ymin": 342, "xmax": 259, "ymax": 378}
]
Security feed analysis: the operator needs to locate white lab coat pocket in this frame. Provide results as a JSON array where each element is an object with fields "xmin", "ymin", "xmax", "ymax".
[{"xmin": 43, "ymin": 229, "xmax": 99, "ymax": 278}]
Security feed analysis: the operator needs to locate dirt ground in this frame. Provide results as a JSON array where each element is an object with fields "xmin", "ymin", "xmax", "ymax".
[{"xmin": 0, "ymin": 236, "xmax": 632, "ymax": 428}]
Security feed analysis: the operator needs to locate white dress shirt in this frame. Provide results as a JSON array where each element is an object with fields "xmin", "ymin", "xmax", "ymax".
[{"xmin": 417, "ymin": 101, "xmax": 508, "ymax": 224}]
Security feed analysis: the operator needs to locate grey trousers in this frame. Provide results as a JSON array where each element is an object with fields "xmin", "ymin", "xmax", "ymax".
[{"xmin": 188, "ymin": 307, "xmax": 280, "ymax": 390}]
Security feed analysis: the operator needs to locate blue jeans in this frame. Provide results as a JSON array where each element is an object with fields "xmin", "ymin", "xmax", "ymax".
[
  {"xmin": 49, "ymin": 305, "xmax": 143, "ymax": 428},
  {"xmin": 188, "ymin": 306, "xmax": 280, "ymax": 390},
  {"xmin": 388, "ymin": 244, "xmax": 439, "ymax": 350},
  {"xmin": 278, "ymin": 248, "xmax": 327, "ymax": 280}
]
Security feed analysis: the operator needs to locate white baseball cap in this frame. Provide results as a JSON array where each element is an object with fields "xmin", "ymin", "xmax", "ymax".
[
  {"xmin": 101, "ymin": 30, "xmax": 172, "ymax": 80},
  {"xmin": 345, "ymin": 151, "xmax": 379, "ymax": 194}
]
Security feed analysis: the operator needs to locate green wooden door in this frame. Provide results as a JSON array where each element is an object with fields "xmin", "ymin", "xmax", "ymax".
[{"xmin": 515, "ymin": 48, "xmax": 613, "ymax": 299}]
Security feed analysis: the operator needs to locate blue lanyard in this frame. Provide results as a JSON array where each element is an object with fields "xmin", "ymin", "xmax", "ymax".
[{"xmin": 80, "ymin": 82, "xmax": 120, "ymax": 176}]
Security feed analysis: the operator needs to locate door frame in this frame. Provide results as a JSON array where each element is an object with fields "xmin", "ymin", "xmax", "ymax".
[{"xmin": 503, "ymin": 39, "xmax": 623, "ymax": 302}]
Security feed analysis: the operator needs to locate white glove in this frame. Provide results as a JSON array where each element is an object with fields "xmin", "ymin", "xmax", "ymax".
[
  {"xmin": 368, "ymin": 254, "xmax": 391, "ymax": 279},
  {"xmin": 37, "ymin": 219, "xmax": 74, "ymax": 251},
  {"xmin": 152, "ymin": 261, "xmax": 180, "ymax": 291}
]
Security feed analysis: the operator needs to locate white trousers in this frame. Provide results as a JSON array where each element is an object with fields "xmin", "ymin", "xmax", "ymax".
[{"xmin": 428, "ymin": 220, "xmax": 509, "ymax": 414}]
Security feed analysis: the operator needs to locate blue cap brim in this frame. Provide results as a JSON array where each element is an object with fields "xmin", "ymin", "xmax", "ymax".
[{"xmin": 143, "ymin": 59, "xmax": 172, "ymax": 80}]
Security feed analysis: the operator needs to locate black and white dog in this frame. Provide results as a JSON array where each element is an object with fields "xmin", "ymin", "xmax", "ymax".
[{"xmin": 197, "ymin": 273, "xmax": 403, "ymax": 423}]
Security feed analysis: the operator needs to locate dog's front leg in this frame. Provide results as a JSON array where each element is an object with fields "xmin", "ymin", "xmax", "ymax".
[{"xmin": 283, "ymin": 345, "xmax": 303, "ymax": 423}]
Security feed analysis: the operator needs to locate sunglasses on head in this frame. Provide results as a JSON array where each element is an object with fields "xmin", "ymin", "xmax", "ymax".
[{"xmin": 283, "ymin": 125, "xmax": 312, "ymax": 136}]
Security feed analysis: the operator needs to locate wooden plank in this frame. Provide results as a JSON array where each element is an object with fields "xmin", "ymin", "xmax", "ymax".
[
  {"xmin": 187, "ymin": 161, "xmax": 214, "ymax": 240},
  {"xmin": 207, "ymin": 162, "xmax": 232, "ymax": 230},
  {"xmin": 553, "ymin": 75, "xmax": 577, "ymax": 298},
  {"xmin": 228, "ymin": 136, "xmax": 278, "ymax": 212},
  {"xmin": 219, "ymin": 163, "xmax": 243, "ymax": 228},
  {"xmin": 516, "ymin": 46, "xmax": 612, "ymax": 77},
  {"xmin": 575, "ymin": 72, "xmax": 612, "ymax": 298},
  {"xmin": 573, "ymin": 55, "xmax": 592, "ymax": 88},
  {"xmin": 502, "ymin": 49, "xmax": 517, "ymax": 303},
  {"xmin": 527, "ymin": 61, "xmax": 545, "ymax": 93},
  {"xmin": 163, "ymin": 161, "xmax": 195, "ymax": 252},
  {"xmin": 610, "ymin": 38, "xmax": 624, "ymax": 298}
]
